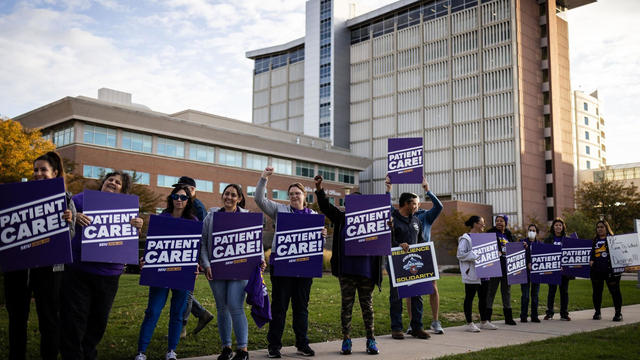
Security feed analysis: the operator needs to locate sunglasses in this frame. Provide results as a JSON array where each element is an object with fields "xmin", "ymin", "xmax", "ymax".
[{"xmin": 171, "ymin": 194, "xmax": 189, "ymax": 201}]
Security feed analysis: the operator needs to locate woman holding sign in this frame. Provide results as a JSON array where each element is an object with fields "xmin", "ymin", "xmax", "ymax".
[
  {"xmin": 200, "ymin": 183, "xmax": 258, "ymax": 360},
  {"xmin": 457, "ymin": 216, "xmax": 490, "ymax": 332},
  {"xmin": 589, "ymin": 220, "xmax": 623, "ymax": 321},
  {"xmin": 543, "ymin": 218, "xmax": 572, "ymax": 321},
  {"xmin": 5, "ymin": 151, "xmax": 76, "ymax": 360},
  {"xmin": 134, "ymin": 185, "xmax": 196, "ymax": 360},
  {"xmin": 255, "ymin": 167, "xmax": 319, "ymax": 358},
  {"xmin": 520, "ymin": 224, "xmax": 542, "ymax": 323},
  {"xmin": 485, "ymin": 215, "xmax": 517, "ymax": 326}
]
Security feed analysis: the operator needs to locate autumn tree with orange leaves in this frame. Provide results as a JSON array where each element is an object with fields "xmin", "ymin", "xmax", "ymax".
[{"xmin": 0, "ymin": 119, "xmax": 56, "ymax": 183}]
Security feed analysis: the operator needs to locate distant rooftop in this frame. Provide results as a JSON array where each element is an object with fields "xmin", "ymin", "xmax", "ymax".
[{"xmin": 246, "ymin": 37, "xmax": 305, "ymax": 59}]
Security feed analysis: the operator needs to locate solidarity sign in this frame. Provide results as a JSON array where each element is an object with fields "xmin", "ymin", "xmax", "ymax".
[
  {"xmin": 272, "ymin": 213, "xmax": 325, "ymax": 278},
  {"xmin": 210, "ymin": 212, "xmax": 264, "ymax": 280},
  {"xmin": 388, "ymin": 243, "xmax": 439, "ymax": 298},
  {"xmin": 344, "ymin": 194, "xmax": 391, "ymax": 256},
  {"xmin": 387, "ymin": 137, "xmax": 423, "ymax": 184},
  {"xmin": 530, "ymin": 243, "xmax": 562, "ymax": 285},
  {"xmin": 469, "ymin": 233, "xmax": 502, "ymax": 278},
  {"xmin": 0, "ymin": 178, "xmax": 72, "ymax": 272}
]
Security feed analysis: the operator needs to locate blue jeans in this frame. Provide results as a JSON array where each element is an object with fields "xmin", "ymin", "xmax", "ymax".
[
  {"xmin": 182, "ymin": 291, "xmax": 207, "ymax": 325},
  {"xmin": 209, "ymin": 279, "xmax": 249, "ymax": 348},
  {"xmin": 137, "ymin": 287, "xmax": 188, "ymax": 353},
  {"xmin": 387, "ymin": 266, "xmax": 423, "ymax": 331},
  {"xmin": 520, "ymin": 282, "xmax": 540, "ymax": 319}
]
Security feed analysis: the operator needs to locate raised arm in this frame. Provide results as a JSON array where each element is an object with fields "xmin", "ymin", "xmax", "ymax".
[
  {"xmin": 415, "ymin": 178, "xmax": 443, "ymax": 224},
  {"xmin": 254, "ymin": 167, "xmax": 280, "ymax": 220},
  {"xmin": 314, "ymin": 175, "xmax": 343, "ymax": 223}
]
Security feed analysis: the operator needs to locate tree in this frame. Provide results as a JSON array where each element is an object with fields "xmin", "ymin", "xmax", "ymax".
[
  {"xmin": 432, "ymin": 210, "xmax": 469, "ymax": 256},
  {"xmin": 0, "ymin": 119, "xmax": 55, "ymax": 183},
  {"xmin": 575, "ymin": 179, "xmax": 640, "ymax": 234},
  {"xmin": 562, "ymin": 208, "xmax": 594, "ymax": 239}
]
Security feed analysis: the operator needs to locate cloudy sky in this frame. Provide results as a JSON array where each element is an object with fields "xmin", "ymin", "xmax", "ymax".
[{"xmin": 1, "ymin": 0, "xmax": 637, "ymax": 164}]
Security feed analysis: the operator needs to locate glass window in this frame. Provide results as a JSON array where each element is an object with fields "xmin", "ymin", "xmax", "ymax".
[
  {"xmin": 157, "ymin": 174, "xmax": 180, "ymax": 188},
  {"xmin": 246, "ymin": 153, "xmax": 268, "ymax": 171},
  {"xmin": 53, "ymin": 126, "xmax": 74, "ymax": 147},
  {"xmin": 218, "ymin": 148, "xmax": 242, "ymax": 167},
  {"xmin": 42, "ymin": 133, "xmax": 51, "ymax": 142},
  {"xmin": 338, "ymin": 169, "xmax": 355, "ymax": 184},
  {"xmin": 306, "ymin": 194, "xmax": 314, "ymax": 204},
  {"xmin": 83, "ymin": 165, "xmax": 113, "ymax": 179},
  {"xmin": 296, "ymin": 161, "xmax": 315, "ymax": 178},
  {"xmin": 272, "ymin": 157, "xmax": 292, "ymax": 175},
  {"xmin": 84, "ymin": 124, "xmax": 116, "ymax": 147},
  {"xmin": 583, "ymin": 102, "xmax": 588, "ymax": 111},
  {"xmin": 189, "ymin": 143, "xmax": 215, "ymax": 163},
  {"xmin": 585, "ymin": 131, "xmax": 590, "ymax": 140},
  {"xmin": 329, "ymin": 197, "xmax": 335, "ymax": 205},
  {"xmin": 319, "ymin": 122, "xmax": 331, "ymax": 139},
  {"xmin": 122, "ymin": 131, "xmax": 151, "ymax": 153},
  {"xmin": 586, "ymin": 160, "xmax": 591, "ymax": 169},
  {"xmin": 247, "ymin": 186, "xmax": 257, "ymax": 197},
  {"xmin": 219, "ymin": 182, "xmax": 230, "ymax": 194},
  {"xmin": 254, "ymin": 57, "xmax": 271, "ymax": 74},
  {"xmin": 193, "ymin": 179, "xmax": 213, "ymax": 193},
  {"xmin": 318, "ymin": 165, "xmax": 335, "ymax": 181},
  {"xmin": 339, "ymin": 198, "xmax": 344, "ymax": 206},
  {"xmin": 157, "ymin": 137, "xmax": 184, "ymax": 158},
  {"xmin": 123, "ymin": 170, "xmax": 150, "ymax": 185},
  {"xmin": 585, "ymin": 145, "xmax": 590, "ymax": 155},
  {"xmin": 272, "ymin": 189, "xmax": 288, "ymax": 200},
  {"xmin": 319, "ymin": 103, "xmax": 331, "ymax": 118},
  {"xmin": 584, "ymin": 116, "xmax": 589, "ymax": 126},
  {"xmin": 320, "ymin": 64, "xmax": 331, "ymax": 83},
  {"xmin": 320, "ymin": 83, "xmax": 330, "ymax": 100}
]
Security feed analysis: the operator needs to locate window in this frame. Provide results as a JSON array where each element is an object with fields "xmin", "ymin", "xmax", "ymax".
[
  {"xmin": 328, "ymin": 197, "xmax": 335, "ymax": 205},
  {"xmin": 296, "ymin": 161, "xmax": 315, "ymax": 178},
  {"xmin": 306, "ymin": 194, "xmax": 314, "ymax": 204},
  {"xmin": 586, "ymin": 145, "xmax": 590, "ymax": 155},
  {"xmin": 195, "ymin": 179, "xmax": 213, "ymax": 193},
  {"xmin": 254, "ymin": 57, "xmax": 270, "ymax": 74},
  {"xmin": 247, "ymin": 186, "xmax": 257, "ymax": 197},
  {"xmin": 272, "ymin": 189, "xmax": 288, "ymax": 200},
  {"xmin": 547, "ymin": 206, "xmax": 554, "ymax": 221},
  {"xmin": 583, "ymin": 102, "xmax": 588, "ymax": 111},
  {"xmin": 123, "ymin": 170, "xmax": 150, "ymax": 185},
  {"xmin": 545, "ymin": 159, "xmax": 552, "ymax": 174},
  {"xmin": 189, "ymin": 143, "xmax": 214, "ymax": 163},
  {"xmin": 157, "ymin": 174, "xmax": 180, "ymax": 188},
  {"xmin": 272, "ymin": 157, "xmax": 292, "ymax": 175},
  {"xmin": 339, "ymin": 198, "xmax": 344, "ymax": 206},
  {"xmin": 219, "ymin": 182, "xmax": 229, "ymax": 194},
  {"xmin": 586, "ymin": 160, "xmax": 591, "ymax": 169},
  {"xmin": 319, "ymin": 103, "xmax": 330, "ymax": 118},
  {"xmin": 42, "ymin": 132, "xmax": 51, "ymax": 142},
  {"xmin": 585, "ymin": 131, "xmax": 589, "ymax": 140},
  {"xmin": 83, "ymin": 165, "xmax": 112, "ymax": 179},
  {"xmin": 546, "ymin": 183, "xmax": 553, "ymax": 197},
  {"xmin": 339, "ymin": 169, "xmax": 355, "ymax": 184},
  {"xmin": 122, "ymin": 131, "xmax": 152, "ymax": 153},
  {"xmin": 319, "ymin": 122, "xmax": 331, "ymax": 138},
  {"xmin": 53, "ymin": 126, "xmax": 74, "ymax": 147},
  {"xmin": 318, "ymin": 165, "xmax": 335, "ymax": 181},
  {"xmin": 218, "ymin": 148, "xmax": 242, "ymax": 167},
  {"xmin": 320, "ymin": 64, "xmax": 331, "ymax": 83},
  {"xmin": 246, "ymin": 153, "xmax": 268, "ymax": 171},
  {"xmin": 157, "ymin": 137, "xmax": 184, "ymax": 158},
  {"xmin": 320, "ymin": 84, "xmax": 330, "ymax": 101},
  {"xmin": 84, "ymin": 124, "xmax": 116, "ymax": 147},
  {"xmin": 584, "ymin": 116, "xmax": 589, "ymax": 126}
]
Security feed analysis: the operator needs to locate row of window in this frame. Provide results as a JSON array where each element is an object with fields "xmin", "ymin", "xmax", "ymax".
[{"xmin": 254, "ymin": 47, "xmax": 305, "ymax": 75}]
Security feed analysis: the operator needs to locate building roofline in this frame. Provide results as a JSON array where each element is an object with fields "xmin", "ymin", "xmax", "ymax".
[
  {"xmin": 246, "ymin": 37, "xmax": 305, "ymax": 59},
  {"xmin": 346, "ymin": 0, "xmax": 419, "ymax": 28}
]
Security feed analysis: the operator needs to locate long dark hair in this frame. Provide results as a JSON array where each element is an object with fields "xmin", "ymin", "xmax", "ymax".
[
  {"xmin": 221, "ymin": 183, "xmax": 246, "ymax": 208},
  {"xmin": 165, "ymin": 185, "xmax": 195, "ymax": 219},
  {"xmin": 594, "ymin": 219, "xmax": 614, "ymax": 239},
  {"xmin": 549, "ymin": 218, "xmax": 566, "ymax": 237},
  {"xmin": 99, "ymin": 170, "xmax": 132, "ymax": 194},
  {"xmin": 34, "ymin": 151, "xmax": 65, "ymax": 181},
  {"xmin": 465, "ymin": 215, "xmax": 482, "ymax": 228}
]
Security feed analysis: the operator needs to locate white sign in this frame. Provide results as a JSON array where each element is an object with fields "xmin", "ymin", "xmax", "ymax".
[{"xmin": 608, "ymin": 233, "xmax": 640, "ymax": 268}]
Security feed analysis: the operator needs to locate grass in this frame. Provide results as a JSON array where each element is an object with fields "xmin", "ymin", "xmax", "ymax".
[
  {"xmin": 1, "ymin": 274, "xmax": 639, "ymax": 359},
  {"xmin": 434, "ymin": 322, "xmax": 640, "ymax": 360}
]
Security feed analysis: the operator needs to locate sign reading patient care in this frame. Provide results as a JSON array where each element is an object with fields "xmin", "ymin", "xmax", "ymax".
[
  {"xmin": 470, "ymin": 233, "xmax": 502, "ymax": 278},
  {"xmin": 608, "ymin": 233, "xmax": 640, "ymax": 269},
  {"xmin": 0, "ymin": 178, "xmax": 72, "ymax": 272},
  {"xmin": 530, "ymin": 243, "xmax": 562, "ymax": 285},
  {"xmin": 140, "ymin": 215, "xmax": 203, "ymax": 291},
  {"xmin": 387, "ymin": 137, "xmax": 423, "ymax": 184},
  {"xmin": 561, "ymin": 238, "xmax": 592, "ymax": 278},
  {"xmin": 506, "ymin": 242, "xmax": 527, "ymax": 285},
  {"xmin": 272, "ymin": 213, "xmax": 325, "ymax": 278},
  {"xmin": 344, "ymin": 194, "xmax": 392, "ymax": 256},
  {"xmin": 81, "ymin": 190, "xmax": 139, "ymax": 264},
  {"xmin": 388, "ymin": 243, "xmax": 438, "ymax": 297},
  {"xmin": 210, "ymin": 212, "xmax": 263, "ymax": 280}
]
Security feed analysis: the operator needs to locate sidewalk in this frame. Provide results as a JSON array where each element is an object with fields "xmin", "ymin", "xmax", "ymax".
[{"xmin": 184, "ymin": 304, "xmax": 640, "ymax": 360}]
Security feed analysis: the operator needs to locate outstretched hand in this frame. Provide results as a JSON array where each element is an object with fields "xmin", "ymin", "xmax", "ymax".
[
  {"xmin": 262, "ymin": 166, "xmax": 274, "ymax": 179},
  {"xmin": 422, "ymin": 176, "xmax": 430, "ymax": 192},
  {"xmin": 314, "ymin": 175, "xmax": 323, "ymax": 191}
]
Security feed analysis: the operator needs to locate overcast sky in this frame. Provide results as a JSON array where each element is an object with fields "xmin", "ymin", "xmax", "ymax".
[{"xmin": 1, "ymin": 0, "xmax": 637, "ymax": 165}]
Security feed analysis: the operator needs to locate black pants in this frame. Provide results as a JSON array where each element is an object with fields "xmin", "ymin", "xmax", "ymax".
[
  {"xmin": 267, "ymin": 275, "xmax": 313, "ymax": 350},
  {"xmin": 4, "ymin": 267, "xmax": 61, "ymax": 360},
  {"xmin": 59, "ymin": 268, "xmax": 120, "ymax": 360},
  {"xmin": 464, "ymin": 283, "xmax": 488, "ymax": 323},
  {"xmin": 486, "ymin": 275, "xmax": 511, "ymax": 310},
  {"xmin": 591, "ymin": 272, "xmax": 622, "ymax": 314},
  {"xmin": 546, "ymin": 275, "xmax": 570, "ymax": 317}
]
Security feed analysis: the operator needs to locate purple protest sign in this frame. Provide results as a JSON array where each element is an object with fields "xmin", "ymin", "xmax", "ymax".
[
  {"xmin": 81, "ymin": 190, "xmax": 139, "ymax": 264},
  {"xmin": 530, "ymin": 243, "xmax": 562, "ymax": 285},
  {"xmin": 344, "ymin": 194, "xmax": 392, "ymax": 256},
  {"xmin": 0, "ymin": 178, "xmax": 72, "ymax": 272},
  {"xmin": 470, "ymin": 233, "xmax": 502, "ymax": 278},
  {"xmin": 140, "ymin": 215, "xmax": 203, "ymax": 291},
  {"xmin": 210, "ymin": 212, "xmax": 263, "ymax": 280},
  {"xmin": 506, "ymin": 242, "xmax": 527, "ymax": 285},
  {"xmin": 561, "ymin": 238, "xmax": 592, "ymax": 278},
  {"xmin": 272, "ymin": 213, "xmax": 325, "ymax": 278},
  {"xmin": 387, "ymin": 138, "xmax": 423, "ymax": 184},
  {"xmin": 388, "ymin": 242, "xmax": 438, "ymax": 298}
]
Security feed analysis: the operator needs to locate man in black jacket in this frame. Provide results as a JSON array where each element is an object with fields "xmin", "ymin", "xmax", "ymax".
[{"xmin": 314, "ymin": 175, "xmax": 382, "ymax": 355}]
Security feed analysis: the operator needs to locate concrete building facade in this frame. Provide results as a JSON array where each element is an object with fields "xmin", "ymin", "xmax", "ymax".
[{"xmin": 573, "ymin": 89, "xmax": 606, "ymax": 174}]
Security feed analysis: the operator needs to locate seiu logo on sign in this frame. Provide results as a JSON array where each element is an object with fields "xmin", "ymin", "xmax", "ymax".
[{"xmin": 402, "ymin": 253, "xmax": 423, "ymax": 274}]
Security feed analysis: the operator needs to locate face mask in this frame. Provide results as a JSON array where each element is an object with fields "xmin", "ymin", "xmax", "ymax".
[{"xmin": 527, "ymin": 231, "xmax": 536, "ymax": 240}]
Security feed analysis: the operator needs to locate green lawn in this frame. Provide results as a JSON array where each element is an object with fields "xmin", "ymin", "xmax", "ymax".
[
  {"xmin": 1, "ymin": 274, "xmax": 639, "ymax": 359},
  {"xmin": 434, "ymin": 322, "xmax": 640, "ymax": 360}
]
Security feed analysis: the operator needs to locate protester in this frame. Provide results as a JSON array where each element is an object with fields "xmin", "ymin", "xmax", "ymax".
[
  {"xmin": 200, "ymin": 183, "xmax": 265, "ymax": 360},
  {"xmin": 520, "ymin": 224, "xmax": 541, "ymax": 323},
  {"xmin": 60, "ymin": 170, "xmax": 143, "ymax": 360},
  {"xmin": 544, "ymin": 218, "xmax": 572, "ymax": 321},
  {"xmin": 457, "ymin": 215, "xmax": 491, "ymax": 332},
  {"xmin": 590, "ymin": 220, "xmax": 623, "ymax": 321},
  {"xmin": 255, "ymin": 167, "xmax": 322, "ymax": 358},
  {"xmin": 485, "ymin": 215, "xmax": 517, "ymax": 325},
  {"xmin": 314, "ymin": 175, "xmax": 381, "ymax": 355},
  {"xmin": 134, "ymin": 185, "xmax": 197, "ymax": 360},
  {"xmin": 172, "ymin": 176, "xmax": 214, "ymax": 336},
  {"xmin": 4, "ymin": 151, "xmax": 76, "ymax": 360}
]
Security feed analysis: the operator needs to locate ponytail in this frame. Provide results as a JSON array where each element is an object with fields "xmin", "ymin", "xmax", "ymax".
[{"xmin": 34, "ymin": 151, "xmax": 65, "ymax": 180}]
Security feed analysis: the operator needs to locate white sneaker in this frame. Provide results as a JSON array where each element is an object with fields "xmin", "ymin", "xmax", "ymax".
[
  {"xmin": 465, "ymin": 322, "xmax": 481, "ymax": 332},
  {"xmin": 431, "ymin": 320, "xmax": 445, "ymax": 334},
  {"xmin": 134, "ymin": 353, "xmax": 146, "ymax": 360},
  {"xmin": 480, "ymin": 321, "xmax": 498, "ymax": 330},
  {"xmin": 166, "ymin": 350, "xmax": 177, "ymax": 360}
]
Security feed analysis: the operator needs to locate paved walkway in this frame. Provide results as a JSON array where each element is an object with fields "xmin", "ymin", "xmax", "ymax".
[{"xmin": 184, "ymin": 304, "xmax": 640, "ymax": 360}]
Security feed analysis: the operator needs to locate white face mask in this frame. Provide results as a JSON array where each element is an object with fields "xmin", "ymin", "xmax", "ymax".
[{"xmin": 527, "ymin": 231, "xmax": 536, "ymax": 240}]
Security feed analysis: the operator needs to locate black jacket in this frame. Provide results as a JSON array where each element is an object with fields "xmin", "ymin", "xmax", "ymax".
[
  {"xmin": 487, "ymin": 226, "xmax": 515, "ymax": 275},
  {"xmin": 391, "ymin": 208, "xmax": 423, "ymax": 246},
  {"xmin": 315, "ymin": 189, "xmax": 383, "ymax": 289}
]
